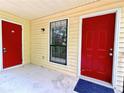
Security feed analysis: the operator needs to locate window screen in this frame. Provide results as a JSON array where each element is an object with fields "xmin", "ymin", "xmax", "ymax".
[{"xmin": 49, "ymin": 19, "xmax": 68, "ymax": 65}]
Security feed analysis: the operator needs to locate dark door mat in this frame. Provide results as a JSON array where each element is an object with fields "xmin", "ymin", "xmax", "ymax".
[{"xmin": 74, "ymin": 79, "xmax": 114, "ymax": 93}]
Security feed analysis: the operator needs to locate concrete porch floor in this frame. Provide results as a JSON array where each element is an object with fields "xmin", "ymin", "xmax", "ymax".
[{"xmin": 0, "ymin": 64, "xmax": 77, "ymax": 93}]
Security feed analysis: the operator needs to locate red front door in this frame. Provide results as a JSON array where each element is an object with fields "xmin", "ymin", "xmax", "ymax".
[
  {"xmin": 81, "ymin": 13, "xmax": 116, "ymax": 83},
  {"xmin": 2, "ymin": 20, "xmax": 22, "ymax": 68}
]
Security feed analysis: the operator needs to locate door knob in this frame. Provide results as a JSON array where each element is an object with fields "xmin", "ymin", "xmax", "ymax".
[
  {"xmin": 3, "ymin": 48, "xmax": 7, "ymax": 53},
  {"xmin": 109, "ymin": 53, "xmax": 113, "ymax": 56}
]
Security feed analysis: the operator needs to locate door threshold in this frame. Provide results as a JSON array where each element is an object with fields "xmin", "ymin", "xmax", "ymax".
[
  {"xmin": 3, "ymin": 64, "xmax": 23, "ymax": 71},
  {"xmin": 80, "ymin": 75, "xmax": 113, "ymax": 89}
]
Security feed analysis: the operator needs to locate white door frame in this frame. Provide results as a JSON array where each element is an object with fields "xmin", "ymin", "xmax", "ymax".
[
  {"xmin": 78, "ymin": 8, "xmax": 121, "ymax": 89},
  {"xmin": 0, "ymin": 19, "xmax": 24, "ymax": 71}
]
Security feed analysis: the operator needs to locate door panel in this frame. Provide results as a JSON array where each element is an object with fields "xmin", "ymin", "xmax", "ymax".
[
  {"xmin": 81, "ymin": 13, "xmax": 116, "ymax": 83},
  {"xmin": 2, "ymin": 20, "xmax": 22, "ymax": 68}
]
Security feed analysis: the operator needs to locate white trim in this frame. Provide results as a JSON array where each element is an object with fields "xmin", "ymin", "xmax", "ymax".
[
  {"xmin": 112, "ymin": 8, "xmax": 121, "ymax": 90},
  {"xmin": 0, "ymin": 19, "xmax": 3, "ymax": 71},
  {"xmin": 3, "ymin": 64, "xmax": 24, "ymax": 71},
  {"xmin": 78, "ymin": 8, "xmax": 121, "ymax": 89},
  {"xmin": 0, "ymin": 19, "xmax": 24, "ymax": 71},
  {"xmin": 48, "ymin": 17, "xmax": 69, "ymax": 66}
]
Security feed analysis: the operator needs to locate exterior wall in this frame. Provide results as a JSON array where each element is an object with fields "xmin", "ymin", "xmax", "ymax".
[
  {"xmin": 31, "ymin": 1, "xmax": 124, "ymax": 92},
  {"xmin": 0, "ymin": 10, "xmax": 30, "ymax": 64}
]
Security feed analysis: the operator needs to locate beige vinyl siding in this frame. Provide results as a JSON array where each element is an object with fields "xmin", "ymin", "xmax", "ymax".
[
  {"xmin": 117, "ymin": 7, "xmax": 124, "ymax": 91},
  {"xmin": 31, "ymin": 1, "xmax": 124, "ymax": 92}
]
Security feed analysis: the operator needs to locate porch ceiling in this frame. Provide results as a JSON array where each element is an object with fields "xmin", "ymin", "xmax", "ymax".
[
  {"xmin": 0, "ymin": 0, "xmax": 99, "ymax": 19},
  {"xmin": 0, "ymin": 0, "xmax": 123, "ymax": 20}
]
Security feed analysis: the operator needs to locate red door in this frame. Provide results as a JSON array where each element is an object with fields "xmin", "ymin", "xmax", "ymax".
[
  {"xmin": 2, "ymin": 20, "xmax": 22, "ymax": 68},
  {"xmin": 81, "ymin": 13, "xmax": 116, "ymax": 83}
]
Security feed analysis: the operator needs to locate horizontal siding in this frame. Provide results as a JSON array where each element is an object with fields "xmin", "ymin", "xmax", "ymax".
[
  {"xmin": 31, "ymin": 1, "xmax": 124, "ymax": 92},
  {"xmin": 117, "ymin": 7, "xmax": 124, "ymax": 92}
]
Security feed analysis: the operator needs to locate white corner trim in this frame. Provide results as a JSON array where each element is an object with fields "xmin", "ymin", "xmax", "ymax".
[
  {"xmin": 0, "ymin": 19, "xmax": 25, "ymax": 71},
  {"xmin": 78, "ymin": 8, "xmax": 121, "ymax": 89},
  {"xmin": 0, "ymin": 19, "xmax": 3, "ymax": 71}
]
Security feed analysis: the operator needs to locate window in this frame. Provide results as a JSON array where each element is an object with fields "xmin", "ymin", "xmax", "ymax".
[{"xmin": 50, "ymin": 19, "xmax": 68, "ymax": 65}]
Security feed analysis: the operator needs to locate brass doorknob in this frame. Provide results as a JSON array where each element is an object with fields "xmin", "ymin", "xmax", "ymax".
[{"xmin": 109, "ymin": 53, "xmax": 113, "ymax": 56}]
